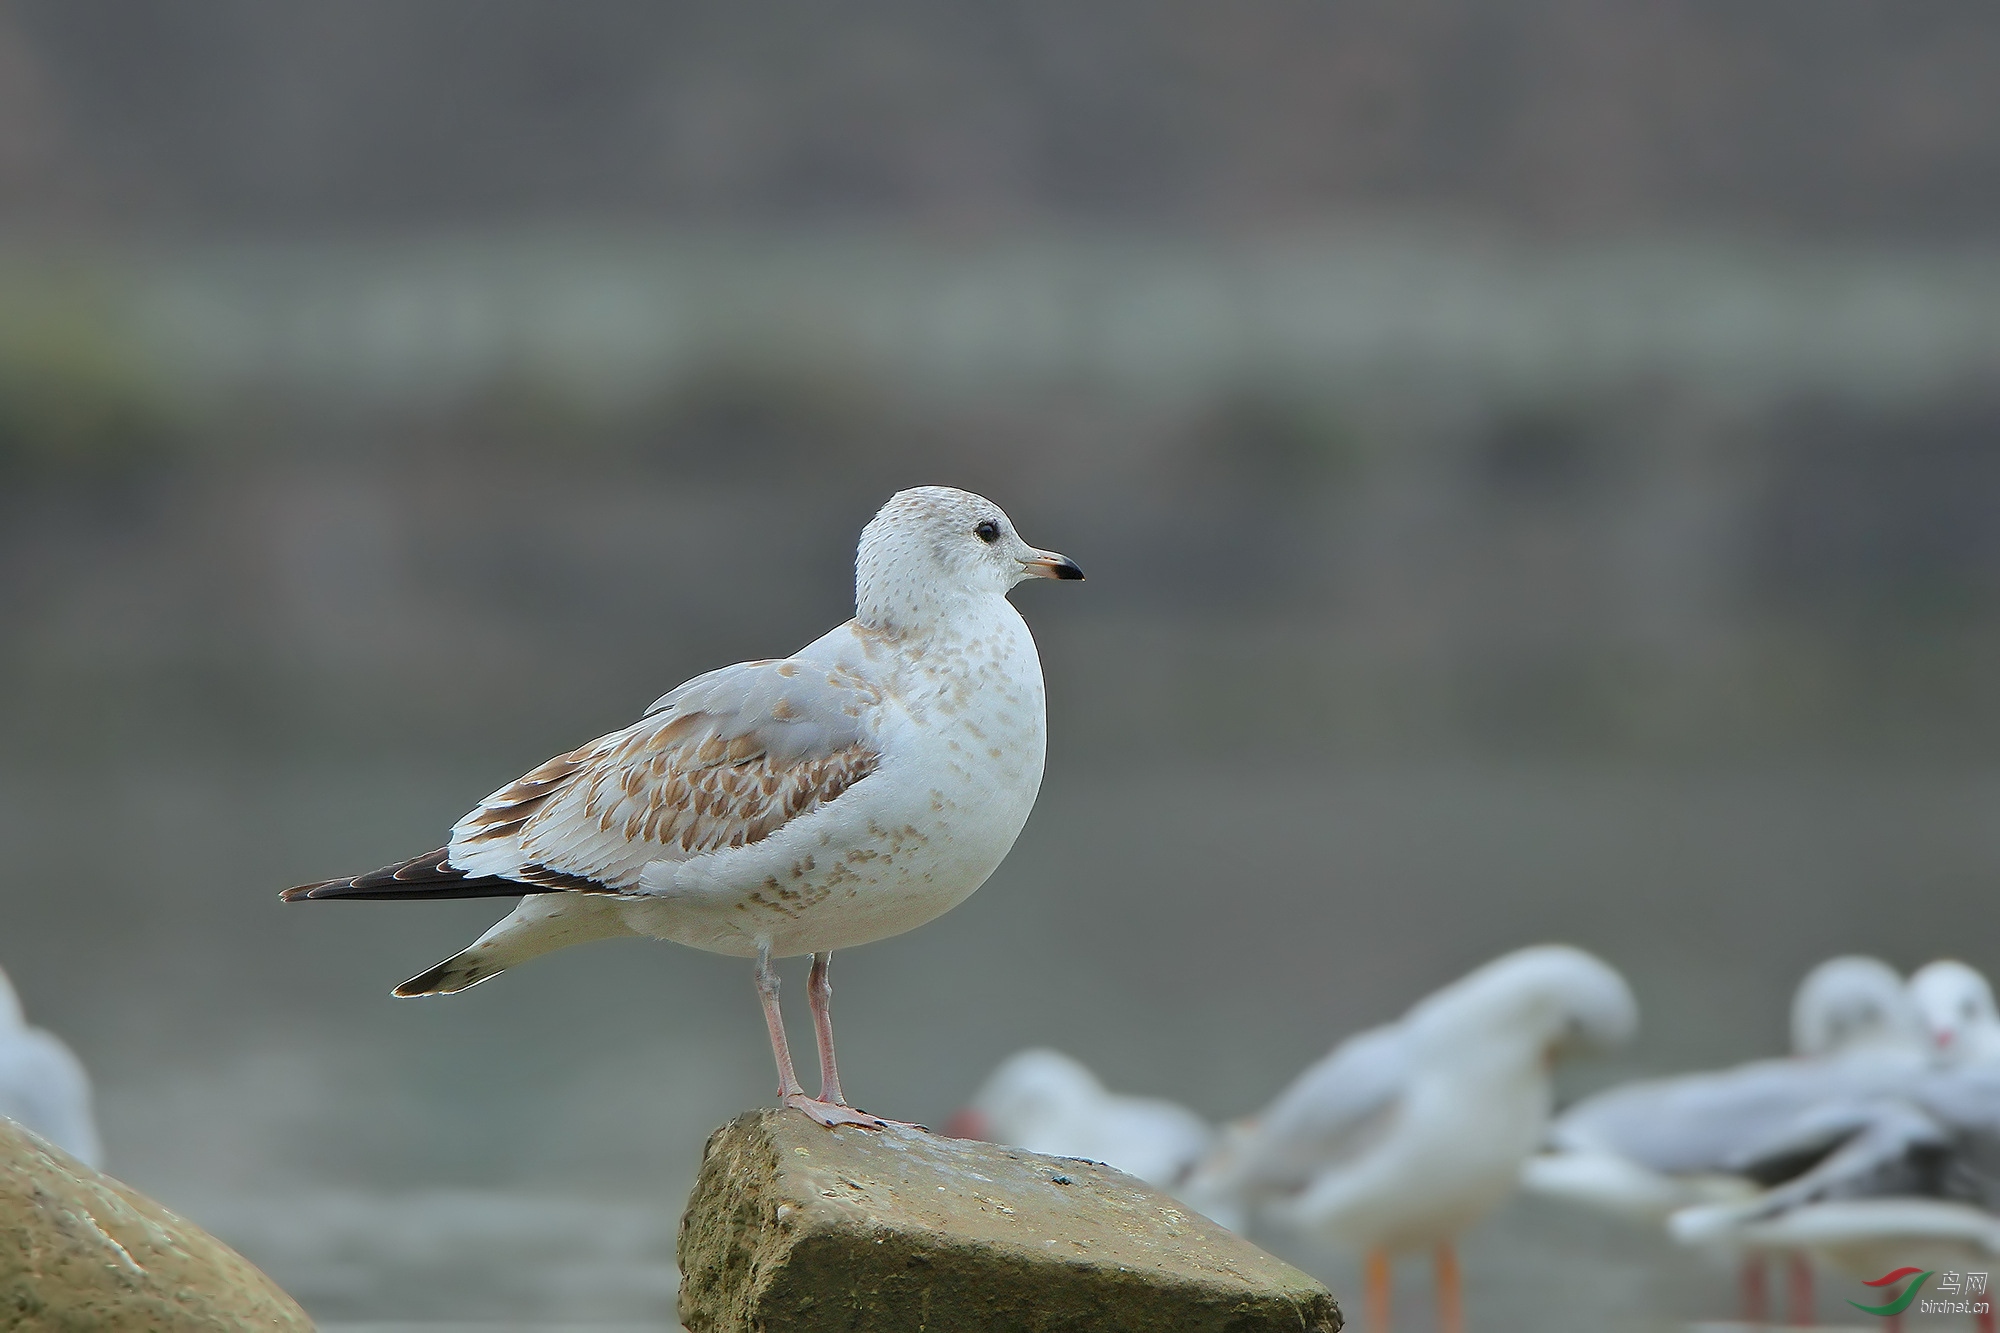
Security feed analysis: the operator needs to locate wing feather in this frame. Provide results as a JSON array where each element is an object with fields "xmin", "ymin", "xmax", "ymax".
[{"xmin": 443, "ymin": 657, "xmax": 885, "ymax": 891}]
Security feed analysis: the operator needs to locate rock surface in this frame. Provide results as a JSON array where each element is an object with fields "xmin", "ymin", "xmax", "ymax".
[
  {"xmin": 0, "ymin": 1117, "xmax": 313, "ymax": 1332},
  {"xmin": 679, "ymin": 1109, "xmax": 1340, "ymax": 1333}
]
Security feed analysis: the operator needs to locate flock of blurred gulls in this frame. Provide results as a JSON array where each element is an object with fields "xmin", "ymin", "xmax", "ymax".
[{"xmin": 947, "ymin": 949, "xmax": 2000, "ymax": 1331}]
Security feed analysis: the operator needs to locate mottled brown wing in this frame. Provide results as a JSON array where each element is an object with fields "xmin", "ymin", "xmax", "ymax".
[{"xmin": 443, "ymin": 657, "xmax": 885, "ymax": 892}]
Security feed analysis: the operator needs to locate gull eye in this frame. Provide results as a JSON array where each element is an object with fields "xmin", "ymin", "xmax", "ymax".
[{"xmin": 974, "ymin": 519, "xmax": 1001, "ymax": 544}]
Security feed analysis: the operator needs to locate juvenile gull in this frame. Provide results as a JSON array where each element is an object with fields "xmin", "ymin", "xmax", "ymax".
[{"xmin": 284, "ymin": 486, "xmax": 1082, "ymax": 1129}]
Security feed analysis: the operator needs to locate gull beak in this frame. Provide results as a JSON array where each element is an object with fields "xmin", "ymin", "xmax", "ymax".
[{"xmin": 1021, "ymin": 549, "xmax": 1085, "ymax": 581}]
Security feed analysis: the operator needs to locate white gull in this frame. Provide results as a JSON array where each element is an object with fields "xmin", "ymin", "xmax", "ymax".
[
  {"xmin": 0, "ymin": 964, "xmax": 103, "ymax": 1168},
  {"xmin": 1522, "ymin": 954, "xmax": 1926, "ymax": 1222},
  {"xmin": 1911, "ymin": 959, "xmax": 2000, "ymax": 1067},
  {"xmin": 1184, "ymin": 944, "xmax": 1635, "ymax": 1333},
  {"xmin": 943, "ymin": 1047, "xmax": 1214, "ymax": 1190},
  {"xmin": 285, "ymin": 486, "xmax": 1082, "ymax": 1129}
]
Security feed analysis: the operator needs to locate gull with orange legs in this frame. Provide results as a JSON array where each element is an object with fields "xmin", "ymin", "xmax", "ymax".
[
  {"xmin": 1185, "ymin": 945, "xmax": 1637, "ymax": 1333},
  {"xmin": 283, "ymin": 487, "xmax": 1081, "ymax": 1129}
]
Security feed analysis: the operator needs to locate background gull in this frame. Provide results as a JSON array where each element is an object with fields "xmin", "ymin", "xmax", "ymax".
[
  {"xmin": 1184, "ymin": 945, "xmax": 1636, "ymax": 1333},
  {"xmin": 283, "ymin": 486, "xmax": 1081, "ymax": 1129},
  {"xmin": 942, "ymin": 1047, "xmax": 1214, "ymax": 1190},
  {"xmin": 1669, "ymin": 1062, "xmax": 2000, "ymax": 1327},
  {"xmin": 1911, "ymin": 960, "xmax": 2000, "ymax": 1067},
  {"xmin": 1525, "ymin": 955, "xmax": 1933, "ymax": 1324},
  {"xmin": 1524, "ymin": 954, "xmax": 1925, "ymax": 1222},
  {"xmin": 0, "ymin": 963, "xmax": 103, "ymax": 1168}
]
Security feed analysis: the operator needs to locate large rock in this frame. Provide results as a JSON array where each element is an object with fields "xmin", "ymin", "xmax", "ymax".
[
  {"xmin": 679, "ymin": 1109, "xmax": 1340, "ymax": 1333},
  {"xmin": 0, "ymin": 1117, "xmax": 312, "ymax": 1332}
]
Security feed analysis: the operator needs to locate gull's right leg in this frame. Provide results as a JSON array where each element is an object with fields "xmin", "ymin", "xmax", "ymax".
[
  {"xmin": 1365, "ymin": 1248, "xmax": 1392, "ymax": 1333},
  {"xmin": 755, "ymin": 944, "xmax": 887, "ymax": 1130},
  {"xmin": 1433, "ymin": 1242, "xmax": 1464, "ymax": 1333},
  {"xmin": 1740, "ymin": 1255, "xmax": 1768, "ymax": 1325}
]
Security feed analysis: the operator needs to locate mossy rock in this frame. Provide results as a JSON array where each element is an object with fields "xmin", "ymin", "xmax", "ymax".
[
  {"xmin": 0, "ymin": 1118, "xmax": 312, "ymax": 1332},
  {"xmin": 679, "ymin": 1108, "xmax": 1339, "ymax": 1333}
]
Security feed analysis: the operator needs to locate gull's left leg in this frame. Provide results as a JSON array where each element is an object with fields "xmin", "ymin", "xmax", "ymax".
[
  {"xmin": 803, "ymin": 950, "xmax": 928, "ymax": 1132},
  {"xmin": 808, "ymin": 951, "xmax": 847, "ymax": 1105},
  {"xmin": 1784, "ymin": 1252, "xmax": 1812, "ymax": 1326},
  {"xmin": 756, "ymin": 944, "xmax": 886, "ymax": 1131},
  {"xmin": 1364, "ymin": 1249, "xmax": 1392, "ymax": 1333},
  {"xmin": 1434, "ymin": 1242, "xmax": 1464, "ymax": 1333}
]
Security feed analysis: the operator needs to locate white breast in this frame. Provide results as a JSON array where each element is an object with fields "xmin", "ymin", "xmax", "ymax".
[{"xmin": 620, "ymin": 600, "xmax": 1048, "ymax": 958}]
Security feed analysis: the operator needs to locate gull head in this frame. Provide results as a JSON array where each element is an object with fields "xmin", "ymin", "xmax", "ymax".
[
  {"xmin": 1908, "ymin": 958, "xmax": 1998, "ymax": 1058},
  {"xmin": 1790, "ymin": 955, "xmax": 1918, "ymax": 1056},
  {"xmin": 1414, "ymin": 944, "xmax": 1637, "ymax": 1062},
  {"xmin": 855, "ymin": 486, "xmax": 1082, "ymax": 632}
]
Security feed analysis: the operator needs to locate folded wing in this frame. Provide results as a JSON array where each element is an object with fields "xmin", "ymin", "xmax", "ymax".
[{"xmin": 286, "ymin": 657, "xmax": 884, "ymax": 901}]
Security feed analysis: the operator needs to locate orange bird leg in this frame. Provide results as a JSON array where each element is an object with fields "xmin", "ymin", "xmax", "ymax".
[
  {"xmin": 1434, "ymin": 1242, "xmax": 1465, "ymax": 1333},
  {"xmin": 1741, "ymin": 1255, "xmax": 1769, "ymax": 1324},
  {"xmin": 1365, "ymin": 1248, "xmax": 1393, "ymax": 1333},
  {"xmin": 1785, "ymin": 1253, "xmax": 1812, "ymax": 1326}
]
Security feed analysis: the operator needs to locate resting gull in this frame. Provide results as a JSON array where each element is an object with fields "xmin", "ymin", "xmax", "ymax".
[
  {"xmin": 1669, "ymin": 1061, "xmax": 2000, "ymax": 1330},
  {"xmin": 1522, "ymin": 954, "xmax": 1927, "ymax": 1322},
  {"xmin": 0, "ymin": 964, "xmax": 102, "ymax": 1168},
  {"xmin": 943, "ymin": 1047, "xmax": 1214, "ymax": 1189},
  {"xmin": 1911, "ymin": 960, "xmax": 2000, "ymax": 1067},
  {"xmin": 284, "ymin": 486, "xmax": 1082, "ymax": 1129},
  {"xmin": 1184, "ymin": 944, "xmax": 1636, "ymax": 1333}
]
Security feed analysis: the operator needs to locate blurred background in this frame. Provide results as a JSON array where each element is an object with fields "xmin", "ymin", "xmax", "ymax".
[{"xmin": 4, "ymin": 2, "xmax": 2000, "ymax": 1327}]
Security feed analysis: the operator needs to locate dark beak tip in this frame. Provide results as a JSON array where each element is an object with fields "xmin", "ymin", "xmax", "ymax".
[{"xmin": 1055, "ymin": 560, "xmax": 1084, "ymax": 581}]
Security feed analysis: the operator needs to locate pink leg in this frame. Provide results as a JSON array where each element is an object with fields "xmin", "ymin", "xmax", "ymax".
[
  {"xmin": 808, "ymin": 952, "xmax": 846, "ymax": 1105},
  {"xmin": 755, "ymin": 945, "xmax": 889, "ymax": 1130},
  {"xmin": 1785, "ymin": 1253, "xmax": 1812, "ymax": 1326},
  {"xmin": 1741, "ymin": 1255, "xmax": 1768, "ymax": 1325}
]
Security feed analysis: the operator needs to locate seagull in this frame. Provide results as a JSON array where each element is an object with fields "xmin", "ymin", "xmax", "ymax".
[
  {"xmin": 283, "ymin": 486, "xmax": 1082, "ymax": 1130},
  {"xmin": 1522, "ymin": 955, "xmax": 1927, "ymax": 1324},
  {"xmin": 942, "ymin": 1047, "xmax": 1214, "ymax": 1190},
  {"xmin": 1911, "ymin": 960, "xmax": 2000, "ymax": 1066},
  {"xmin": 1524, "ymin": 955, "xmax": 1924, "ymax": 1221},
  {"xmin": 0, "ymin": 964, "xmax": 103, "ymax": 1168},
  {"xmin": 1668, "ymin": 1062, "xmax": 2000, "ymax": 1332},
  {"xmin": 1184, "ymin": 945, "xmax": 1636, "ymax": 1333}
]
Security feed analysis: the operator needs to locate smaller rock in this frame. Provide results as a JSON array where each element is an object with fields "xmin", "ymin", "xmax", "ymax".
[
  {"xmin": 0, "ymin": 1117, "xmax": 313, "ymax": 1332},
  {"xmin": 679, "ymin": 1109, "xmax": 1341, "ymax": 1333}
]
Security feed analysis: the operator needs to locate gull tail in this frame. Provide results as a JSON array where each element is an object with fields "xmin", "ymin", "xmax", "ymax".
[
  {"xmin": 395, "ymin": 949, "xmax": 505, "ymax": 996},
  {"xmin": 282, "ymin": 849, "xmax": 535, "ymax": 902},
  {"xmin": 390, "ymin": 892, "xmax": 640, "ymax": 999}
]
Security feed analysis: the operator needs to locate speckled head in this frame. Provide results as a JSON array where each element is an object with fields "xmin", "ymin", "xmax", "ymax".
[{"xmin": 855, "ymin": 486, "xmax": 1082, "ymax": 633}]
